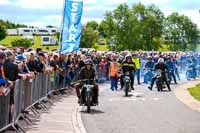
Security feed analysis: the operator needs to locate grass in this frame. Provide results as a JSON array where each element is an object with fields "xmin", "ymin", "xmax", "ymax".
[
  {"xmin": 0, "ymin": 35, "xmax": 109, "ymax": 51},
  {"xmin": 0, "ymin": 35, "xmax": 59, "ymax": 51},
  {"xmin": 189, "ymin": 84, "xmax": 200, "ymax": 102},
  {"xmin": 0, "ymin": 36, "xmax": 22, "ymax": 47},
  {"xmin": 95, "ymin": 44, "xmax": 109, "ymax": 51}
]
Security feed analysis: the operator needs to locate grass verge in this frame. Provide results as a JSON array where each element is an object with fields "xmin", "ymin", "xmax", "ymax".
[{"xmin": 189, "ymin": 84, "xmax": 200, "ymax": 102}]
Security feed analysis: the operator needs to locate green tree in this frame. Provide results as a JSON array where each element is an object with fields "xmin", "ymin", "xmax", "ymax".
[
  {"xmin": 11, "ymin": 38, "xmax": 33, "ymax": 48},
  {"xmin": 102, "ymin": 3, "xmax": 165, "ymax": 51},
  {"xmin": 0, "ymin": 25, "xmax": 6, "ymax": 41},
  {"xmin": 0, "ymin": 19, "xmax": 27, "ymax": 29},
  {"xmin": 86, "ymin": 21, "xmax": 99, "ymax": 31},
  {"xmin": 164, "ymin": 12, "xmax": 199, "ymax": 51},
  {"xmin": 80, "ymin": 26, "xmax": 99, "ymax": 48}
]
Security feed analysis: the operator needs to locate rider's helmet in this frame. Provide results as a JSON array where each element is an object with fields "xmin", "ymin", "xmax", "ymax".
[
  {"xmin": 158, "ymin": 58, "xmax": 164, "ymax": 63},
  {"xmin": 147, "ymin": 56, "xmax": 152, "ymax": 61},
  {"xmin": 125, "ymin": 54, "xmax": 132, "ymax": 60},
  {"xmin": 84, "ymin": 59, "xmax": 93, "ymax": 65}
]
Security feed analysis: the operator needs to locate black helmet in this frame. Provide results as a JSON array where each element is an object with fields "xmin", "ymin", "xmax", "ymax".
[
  {"xmin": 125, "ymin": 54, "xmax": 132, "ymax": 60},
  {"xmin": 84, "ymin": 59, "xmax": 93, "ymax": 65}
]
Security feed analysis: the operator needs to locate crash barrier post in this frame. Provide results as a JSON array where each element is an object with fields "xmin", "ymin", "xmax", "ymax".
[
  {"xmin": 0, "ymin": 89, "xmax": 11, "ymax": 132},
  {"xmin": 0, "ymin": 72, "xmax": 73, "ymax": 132}
]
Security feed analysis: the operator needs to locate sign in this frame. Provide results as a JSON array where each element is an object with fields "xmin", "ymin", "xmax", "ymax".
[{"xmin": 60, "ymin": 0, "xmax": 83, "ymax": 54}]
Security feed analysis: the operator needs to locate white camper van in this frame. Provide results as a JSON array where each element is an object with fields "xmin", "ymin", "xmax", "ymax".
[
  {"xmin": 34, "ymin": 28, "xmax": 49, "ymax": 36},
  {"xmin": 42, "ymin": 36, "xmax": 58, "ymax": 46},
  {"xmin": 7, "ymin": 29, "xmax": 18, "ymax": 36},
  {"xmin": 47, "ymin": 28, "xmax": 57, "ymax": 35},
  {"xmin": 18, "ymin": 28, "xmax": 33, "ymax": 36}
]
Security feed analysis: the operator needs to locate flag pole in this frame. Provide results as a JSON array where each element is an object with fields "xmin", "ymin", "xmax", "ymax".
[{"xmin": 59, "ymin": 0, "xmax": 66, "ymax": 54}]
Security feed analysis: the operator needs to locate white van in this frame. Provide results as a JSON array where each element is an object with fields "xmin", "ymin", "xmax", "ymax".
[
  {"xmin": 34, "ymin": 28, "xmax": 49, "ymax": 36},
  {"xmin": 18, "ymin": 28, "xmax": 33, "ymax": 36},
  {"xmin": 7, "ymin": 29, "xmax": 18, "ymax": 36},
  {"xmin": 42, "ymin": 36, "xmax": 58, "ymax": 46}
]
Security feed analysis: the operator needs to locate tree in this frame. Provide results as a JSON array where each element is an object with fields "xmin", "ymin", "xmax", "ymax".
[
  {"xmin": 80, "ymin": 26, "xmax": 99, "ymax": 48},
  {"xmin": 0, "ymin": 19, "xmax": 27, "ymax": 29},
  {"xmin": 86, "ymin": 21, "xmax": 99, "ymax": 31},
  {"xmin": 164, "ymin": 12, "xmax": 199, "ymax": 51},
  {"xmin": 0, "ymin": 25, "xmax": 6, "ymax": 41},
  {"xmin": 11, "ymin": 39, "xmax": 33, "ymax": 48},
  {"xmin": 102, "ymin": 3, "xmax": 165, "ymax": 51}
]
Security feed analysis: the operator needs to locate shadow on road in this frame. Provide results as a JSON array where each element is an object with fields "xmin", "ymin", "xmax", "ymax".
[
  {"xmin": 81, "ymin": 109, "xmax": 105, "ymax": 115},
  {"xmin": 122, "ymin": 94, "xmax": 133, "ymax": 97}
]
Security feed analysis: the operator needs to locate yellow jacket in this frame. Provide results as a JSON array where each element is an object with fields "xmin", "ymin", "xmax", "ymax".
[{"xmin": 132, "ymin": 58, "xmax": 141, "ymax": 69}]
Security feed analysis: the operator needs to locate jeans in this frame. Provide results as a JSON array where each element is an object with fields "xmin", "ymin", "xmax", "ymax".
[
  {"xmin": 144, "ymin": 70, "xmax": 153, "ymax": 84},
  {"xmin": 134, "ymin": 69, "xmax": 140, "ymax": 84},
  {"xmin": 110, "ymin": 77, "xmax": 119, "ymax": 91},
  {"xmin": 175, "ymin": 68, "xmax": 180, "ymax": 80}
]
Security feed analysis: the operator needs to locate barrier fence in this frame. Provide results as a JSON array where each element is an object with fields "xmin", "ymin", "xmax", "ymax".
[
  {"xmin": 0, "ymin": 72, "xmax": 57, "ymax": 133},
  {"xmin": 0, "ymin": 68, "xmax": 107, "ymax": 133}
]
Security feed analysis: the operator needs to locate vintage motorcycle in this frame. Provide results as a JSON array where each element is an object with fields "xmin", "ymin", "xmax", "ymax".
[{"xmin": 80, "ymin": 79, "xmax": 98, "ymax": 113}]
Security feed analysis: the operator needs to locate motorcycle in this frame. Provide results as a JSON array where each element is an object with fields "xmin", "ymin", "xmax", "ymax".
[
  {"xmin": 123, "ymin": 72, "xmax": 131, "ymax": 96},
  {"xmin": 186, "ymin": 64, "xmax": 196, "ymax": 80},
  {"xmin": 154, "ymin": 69, "xmax": 166, "ymax": 91},
  {"xmin": 80, "ymin": 79, "xmax": 97, "ymax": 113}
]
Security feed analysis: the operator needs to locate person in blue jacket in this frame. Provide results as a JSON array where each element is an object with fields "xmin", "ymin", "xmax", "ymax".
[
  {"xmin": 165, "ymin": 56, "xmax": 177, "ymax": 84},
  {"xmin": 144, "ymin": 57, "xmax": 154, "ymax": 84}
]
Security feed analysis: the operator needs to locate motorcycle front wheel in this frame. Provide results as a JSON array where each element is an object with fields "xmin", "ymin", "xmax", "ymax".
[
  {"xmin": 86, "ymin": 93, "xmax": 91, "ymax": 113},
  {"xmin": 125, "ymin": 84, "xmax": 129, "ymax": 96}
]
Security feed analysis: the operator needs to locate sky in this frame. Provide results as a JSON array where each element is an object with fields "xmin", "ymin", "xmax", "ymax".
[{"xmin": 0, "ymin": 0, "xmax": 200, "ymax": 28}]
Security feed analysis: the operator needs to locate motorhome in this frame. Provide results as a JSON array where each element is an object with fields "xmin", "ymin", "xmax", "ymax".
[
  {"xmin": 42, "ymin": 36, "xmax": 58, "ymax": 46},
  {"xmin": 7, "ymin": 29, "xmax": 18, "ymax": 36},
  {"xmin": 18, "ymin": 28, "xmax": 33, "ymax": 36},
  {"xmin": 47, "ymin": 28, "xmax": 57, "ymax": 35},
  {"xmin": 34, "ymin": 28, "xmax": 49, "ymax": 36}
]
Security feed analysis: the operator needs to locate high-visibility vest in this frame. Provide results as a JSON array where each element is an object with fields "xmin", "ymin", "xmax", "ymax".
[
  {"xmin": 133, "ymin": 58, "xmax": 141, "ymax": 69},
  {"xmin": 109, "ymin": 62, "xmax": 120, "ymax": 77}
]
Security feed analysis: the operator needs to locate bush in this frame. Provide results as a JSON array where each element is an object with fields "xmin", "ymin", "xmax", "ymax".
[
  {"xmin": 11, "ymin": 38, "xmax": 33, "ymax": 48},
  {"xmin": 0, "ymin": 25, "xmax": 6, "ymax": 41}
]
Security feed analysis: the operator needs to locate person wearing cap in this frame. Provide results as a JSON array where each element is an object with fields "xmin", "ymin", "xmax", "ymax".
[
  {"xmin": 148, "ymin": 58, "xmax": 171, "ymax": 91},
  {"xmin": 75, "ymin": 59, "xmax": 99, "ymax": 104}
]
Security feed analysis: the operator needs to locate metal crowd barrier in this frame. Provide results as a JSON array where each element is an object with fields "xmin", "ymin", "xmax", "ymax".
[
  {"xmin": 0, "ymin": 89, "xmax": 11, "ymax": 131},
  {"xmin": 0, "ymin": 72, "xmax": 68, "ymax": 133},
  {"xmin": 0, "ymin": 67, "xmax": 107, "ymax": 132}
]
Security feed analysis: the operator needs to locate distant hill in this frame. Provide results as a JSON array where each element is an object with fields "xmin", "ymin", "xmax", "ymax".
[{"xmin": 0, "ymin": 19, "xmax": 27, "ymax": 29}]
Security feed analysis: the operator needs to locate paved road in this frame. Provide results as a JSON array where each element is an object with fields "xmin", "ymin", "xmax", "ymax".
[{"xmin": 81, "ymin": 81, "xmax": 200, "ymax": 133}]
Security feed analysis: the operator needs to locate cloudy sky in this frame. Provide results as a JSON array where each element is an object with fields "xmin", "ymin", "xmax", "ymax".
[{"xmin": 0, "ymin": 0, "xmax": 200, "ymax": 28}]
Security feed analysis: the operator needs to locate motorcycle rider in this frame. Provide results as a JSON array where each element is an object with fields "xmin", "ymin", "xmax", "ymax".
[
  {"xmin": 121, "ymin": 54, "xmax": 136, "ymax": 90},
  {"xmin": 75, "ymin": 59, "xmax": 99, "ymax": 104},
  {"xmin": 148, "ymin": 58, "xmax": 171, "ymax": 91},
  {"xmin": 165, "ymin": 56, "xmax": 177, "ymax": 84}
]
